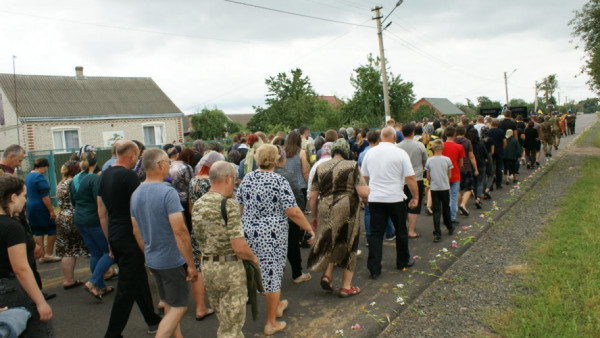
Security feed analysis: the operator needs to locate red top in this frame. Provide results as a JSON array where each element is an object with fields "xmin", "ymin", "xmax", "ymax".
[{"xmin": 442, "ymin": 141, "xmax": 465, "ymax": 183}]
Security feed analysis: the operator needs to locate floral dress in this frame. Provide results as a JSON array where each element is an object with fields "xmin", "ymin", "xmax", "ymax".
[
  {"xmin": 189, "ymin": 176, "xmax": 211, "ymax": 271},
  {"xmin": 236, "ymin": 171, "xmax": 296, "ymax": 292},
  {"xmin": 55, "ymin": 179, "xmax": 88, "ymax": 257}
]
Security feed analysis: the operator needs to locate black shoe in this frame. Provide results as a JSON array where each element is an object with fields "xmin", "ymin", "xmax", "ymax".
[
  {"xmin": 505, "ymin": 181, "xmax": 510, "ymax": 186},
  {"xmin": 459, "ymin": 205, "xmax": 469, "ymax": 216},
  {"xmin": 451, "ymin": 220, "xmax": 459, "ymax": 226},
  {"xmin": 536, "ymin": 161, "xmax": 540, "ymax": 166},
  {"xmin": 475, "ymin": 200, "xmax": 482, "ymax": 209},
  {"xmin": 370, "ymin": 272, "xmax": 381, "ymax": 280},
  {"xmin": 496, "ymin": 185, "xmax": 503, "ymax": 189},
  {"xmin": 398, "ymin": 258, "xmax": 416, "ymax": 270},
  {"xmin": 527, "ymin": 164, "xmax": 531, "ymax": 169},
  {"xmin": 448, "ymin": 224, "xmax": 456, "ymax": 235},
  {"xmin": 43, "ymin": 292, "xmax": 56, "ymax": 301},
  {"xmin": 433, "ymin": 235, "xmax": 441, "ymax": 242},
  {"xmin": 483, "ymin": 192, "xmax": 491, "ymax": 200}
]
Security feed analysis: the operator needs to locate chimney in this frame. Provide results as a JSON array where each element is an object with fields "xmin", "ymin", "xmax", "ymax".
[{"xmin": 75, "ymin": 66, "xmax": 85, "ymax": 80}]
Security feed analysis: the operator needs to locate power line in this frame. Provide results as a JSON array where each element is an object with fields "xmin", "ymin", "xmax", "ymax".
[
  {"xmin": 224, "ymin": 0, "xmax": 374, "ymax": 28},
  {"xmin": 0, "ymin": 9, "xmax": 247, "ymax": 44},
  {"xmin": 183, "ymin": 18, "xmax": 372, "ymax": 111}
]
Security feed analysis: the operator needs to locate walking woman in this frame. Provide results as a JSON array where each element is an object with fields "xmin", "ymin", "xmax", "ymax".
[
  {"xmin": 307, "ymin": 139, "xmax": 369, "ymax": 297},
  {"xmin": 466, "ymin": 129, "xmax": 488, "ymax": 209},
  {"xmin": 25, "ymin": 158, "xmax": 60, "ymax": 263},
  {"xmin": 55, "ymin": 160, "xmax": 89, "ymax": 289},
  {"xmin": 0, "ymin": 175, "xmax": 53, "ymax": 336},
  {"xmin": 283, "ymin": 131, "xmax": 309, "ymax": 200},
  {"xmin": 70, "ymin": 153, "xmax": 114, "ymax": 299},
  {"xmin": 236, "ymin": 144, "xmax": 315, "ymax": 335}
]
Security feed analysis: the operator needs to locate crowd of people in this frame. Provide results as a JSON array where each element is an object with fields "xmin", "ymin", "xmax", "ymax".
[{"xmin": 0, "ymin": 108, "xmax": 577, "ymax": 337}]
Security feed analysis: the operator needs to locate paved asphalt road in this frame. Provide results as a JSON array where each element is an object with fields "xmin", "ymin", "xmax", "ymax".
[{"xmin": 36, "ymin": 114, "xmax": 596, "ymax": 337}]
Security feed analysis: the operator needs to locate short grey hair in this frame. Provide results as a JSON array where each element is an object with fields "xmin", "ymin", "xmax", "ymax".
[
  {"xmin": 2, "ymin": 145, "xmax": 25, "ymax": 159},
  {"xmin": 209, "ymin": 161, "xmax": 236, "ymax": 183},
  {"xmin": 142, "ymin": 148, "xmax": 168, "ymax": 171}
]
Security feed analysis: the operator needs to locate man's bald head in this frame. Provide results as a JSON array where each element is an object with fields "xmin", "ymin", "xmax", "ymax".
[
  {"xmin": 381, "ymin": 126, "xmax": 396, "ymax": 142},
  {"xmin": 116, "ymin": 140, "xmax": 139, "ymax": 157}
]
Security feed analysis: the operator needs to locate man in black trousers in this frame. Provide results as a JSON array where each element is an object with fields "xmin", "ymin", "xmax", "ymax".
[{"xmin": 98, "ymin": 141, "xmax": 161, "ymax": 337}]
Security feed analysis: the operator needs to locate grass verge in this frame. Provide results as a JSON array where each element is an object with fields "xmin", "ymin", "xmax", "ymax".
[
  {"xmin": 594, "ymin": 129, "xmax": 600, "ymax": 148},
  {"xmin": 491, "ymin": 158, "xmax": 600, "ymax": 336}
]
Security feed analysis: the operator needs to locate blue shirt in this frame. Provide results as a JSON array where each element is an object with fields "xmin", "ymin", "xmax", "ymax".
[
  {"xmin": 130, "ymin": 183, "xmax": 185, "ymax": 269},
  {"xmin": 396, "ymin": 131, "xmax": 404, "ymax": 143},
  {"xmin": 102, "ymin": 157, "xmax": 117, "ymax": 171},
  {"xmin": 357, "ymin": 146, "xmax": 371, "ymax": 168}
]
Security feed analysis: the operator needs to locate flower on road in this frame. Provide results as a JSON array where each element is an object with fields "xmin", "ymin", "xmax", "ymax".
[{"xmin": 351, "ymin": 323, "xmax": 361, "ymax": 330}]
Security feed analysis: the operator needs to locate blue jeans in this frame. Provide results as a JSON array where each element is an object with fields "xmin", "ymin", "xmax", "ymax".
[
  {"xmin": 77, "ymin": 226, "xmax": 114, "ymax": 290},
  {"xmin": 449, "ymin": 181, "xmax": 460, "ymax": 221},
  {"xmin": 364, "ymin": 205, "xmax": 395, "ymax": 239}
]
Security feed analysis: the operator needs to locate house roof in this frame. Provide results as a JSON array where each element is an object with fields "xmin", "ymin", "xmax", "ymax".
[
  {"xmin": 418, "ymin": 98, "xmax": 464, "ymax": 116},
  {"xmin": 226, "ymin": 113, "xmax": 253, "ymax": 126},
  {"xmin": 0, "ymin": 73, "xmax": 182, "ymax": 118},
  {"xmin": 317, "ymin": 95, "xmax": 342, "ymax": 107}
]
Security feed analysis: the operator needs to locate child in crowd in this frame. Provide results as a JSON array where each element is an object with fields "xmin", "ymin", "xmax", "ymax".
[{"xmin": 425, "ymin": 140, "xmax": 454, "ymax": 242}]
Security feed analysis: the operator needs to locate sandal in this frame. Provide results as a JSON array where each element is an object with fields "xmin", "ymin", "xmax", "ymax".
[
  {"xmin": 426, "ymin": 206, "xmax": 433, "ymax": 215},
  {"xmin": 63, "ymin": 280, "xmax": 83, "ymax": 290},
  {"xmin": 84, "ymin": 282, "xmax": 103, "ymax": 301},
  {"xmin": 339, "ymin": 286, "xmax": 361, "ymax": 298},
  {"xmin": 100, "ymin": 286, "xmax": 115, "ymax": 296},
  {"xmin": 320, "ymin": 275, "xmax": 333, "ymax": 292},
  {"xmin": 408, "ymin": 233, "xmax": 421, "ymax": 239},
  {"xmin": 104, "ymin": 268, "xmax": 119, "ymax": 281}
]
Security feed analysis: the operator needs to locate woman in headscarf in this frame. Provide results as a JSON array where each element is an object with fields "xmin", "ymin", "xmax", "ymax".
[{"xmin": 307, "ymin": 139, "xmax": 369, "ymax": 297}]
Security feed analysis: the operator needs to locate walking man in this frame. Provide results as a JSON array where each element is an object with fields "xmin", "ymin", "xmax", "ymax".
[
  {"xmin": 397, "ymin": 124, "xmax": 428, "ymax": 238},
  {"xmin": 193, "ymin": 161, "xmax": 259, "ymax": 337},
  {"xmin": 131, "ymin": 149, "xmax": 198, "ymax": 338},
  {"xmin": 362, "ymin": 127, "xmax": 419, "ymax": 279},
  {"xmin": 441, "ymin": 127, "xmax": 465, "ymax": 225},
  {"xmin": 98, "ymin": 141, "xmax": 162, "ymax": 338}
]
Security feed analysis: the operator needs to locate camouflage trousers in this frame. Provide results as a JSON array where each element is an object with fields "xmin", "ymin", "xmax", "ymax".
[
  {"xmin": 202, "ymin": 259, "xmax": 248, "ymax": 338},
  {"xmin": 552, "ymin": 130, "xmax": 561, "ymax": 149},
  {"xmin": 542, "ymin": 137, "xmax": 554, "ymax": 156}
]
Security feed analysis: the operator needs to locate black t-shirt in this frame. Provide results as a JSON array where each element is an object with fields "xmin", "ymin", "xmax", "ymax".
[
  {"xmin": 0, "ymin": 215, "xmax": 27, "ymax": 278},
  {"xmin": 98, "ymin": 165, "xmax": 140, "ymax": 242},
  {"xmin": 488, "ymin": 128, "xmax": 505, "ymax": 156},
  {"xmin": 499, "ymin": 119, "xmax": 517, "ymax": 132}
]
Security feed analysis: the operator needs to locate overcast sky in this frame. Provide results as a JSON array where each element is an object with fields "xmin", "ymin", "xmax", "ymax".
[{"xmin": 1, "ymin": 0, "xmax": 596, "ymax": 116}]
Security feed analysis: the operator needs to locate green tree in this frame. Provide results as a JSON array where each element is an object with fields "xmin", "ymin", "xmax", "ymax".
[
  {"xmin": 570, "ymin": 0, "xmax": 600, "ymax": 95},
  {"xmin": 476, "ymin": 96, "xmax": 502, "ymax": 109},
  {"xmin": 577, "ymin": 98, "xmax": 599, "ymax": 113},
  {"xmin": 343, "ymin": 54, "xmax": 415, "ymax": 126},
  {"xmin": 411, "ymin": 104, "xmax": 436, "ymax": 121},
  {"xmin": 537, "ymin": 74, "xmax": 559, "ymax": 108},
  {"xmin": 189, "ymin": 107, "xmax": 241, "ymax": 140},
  {"xmin": 248, "ymin": 68, "xmax": 339, "ymax": 132},
  {"xmin": 509, "ymin": 98, "xmax": 529, "ymax": 107}
]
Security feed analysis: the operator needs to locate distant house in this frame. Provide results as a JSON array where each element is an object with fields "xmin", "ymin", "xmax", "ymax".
[
  {"xmin": 225, "ymin": 114, "xmax": 254, "ymax": 127},
  {"xmin": 0, "ymin": 67, "xmax": 185, "ymax": 152},
  {"xmin": 413, "ymin": 97, "xmax": 464, "ymax": 118},
  {"xmin": 318, "ymin": 95, "xmax": 342, "ymax": 109}
]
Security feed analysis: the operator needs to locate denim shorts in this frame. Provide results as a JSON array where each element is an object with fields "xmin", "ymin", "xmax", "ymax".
[{"xmin": 0, "ymin": 278, "xmax": 53, "ymax": 337}]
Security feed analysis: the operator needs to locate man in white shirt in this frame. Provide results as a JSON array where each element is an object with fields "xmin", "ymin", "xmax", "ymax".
[
  {"xmin": 474, "ymin": 116, "xmax": 486, "ymax": 136},
  {"xmin": 361, "ymin": 127, "xmax": 419, "ymax": 279}
]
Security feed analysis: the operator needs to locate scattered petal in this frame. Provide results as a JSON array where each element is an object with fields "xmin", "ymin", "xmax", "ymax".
[
  {"xmin": 442, "ymin": 248, "xmax": 448, "ymax": 253},
  {"xmin": 461, "ymin": 226, "xmax": 468, "ymax": 231},
  {"xmin": 370, "ymin": 302, "xmax": 376, "ymax": 306},
  {"xmin": 396, "ymin": 283, "xmax": 404, "ymax": 288},
  {"xmin": 396, "ymin": 296, "xmax": 405, "ymax": 304},
  {"xmin": 351, "ymin": 323, "xmax": 361, "ymax": 330},
  {"xmin": 451, "ymin": 240, "xmax": 457, "ymax": 244},
  {"xmin": 436, "ymin": 254, "xmax": 441, "ymax": 257},
  {"xmin": 451, "ymin": 243, "xmax": 457, "ymax": 248},
  {"xmin": 412, "ymin": 255, "xmax": 420, "ymax": 260},
  {"xmin": 360, "ymin": 305, "xmax": 365, "ymax": 311}
]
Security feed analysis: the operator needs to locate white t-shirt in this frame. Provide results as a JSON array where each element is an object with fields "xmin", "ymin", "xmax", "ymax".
[
  {"xmin": 306, "ymin": 157, "xmax": 331, "ymax": 200},
  {"xmin": 361, "ymin": 142, "xmax": 415, "ymax": 203}
]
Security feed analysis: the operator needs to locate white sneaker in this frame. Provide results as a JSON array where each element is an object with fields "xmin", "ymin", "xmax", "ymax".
[{"xmin": 293, "ymin": 273, "xmax": 312, "ymax": 284}]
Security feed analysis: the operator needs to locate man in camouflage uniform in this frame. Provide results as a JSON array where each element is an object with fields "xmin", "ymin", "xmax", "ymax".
[
  {"xmin": 193, "ymin": 161, "xmax": 258, "ymax": 338},
  {"xmin": 549, "ymin": 112, "xmax": 561, "ymax": 150},
  {"xmin": 540, "ymin": 116, "xmax": 554, "ymax": 157},
  {"xmin": 566, "ymin": 111, "xmax": 576, "ymax": 136}
]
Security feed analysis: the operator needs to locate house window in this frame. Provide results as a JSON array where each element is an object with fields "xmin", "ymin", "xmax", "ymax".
[
  {"xmin": 52, "ymin": 128, "xmax": 80, "ymax": 152},
  {"xmin": 143, "ymin": 123, "xmax": 165, "ymax": 145}
]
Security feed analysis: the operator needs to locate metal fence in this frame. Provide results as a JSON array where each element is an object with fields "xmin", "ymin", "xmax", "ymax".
[{"xmin": 14, "ymin": 140, "xmax": 233, "ymax": 205}]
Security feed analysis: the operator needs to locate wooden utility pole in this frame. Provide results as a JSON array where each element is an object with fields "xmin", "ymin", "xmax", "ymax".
[
  {"xmin": 504, "ymin": 71, "xmax": 509, "ymax": 106},
  {"xmin": 372, "ymin": 6, "xmax": 391, "ymax": 122},
  {"xmin": 534, "ymin": 81, "xmax": 538, "ymax": 113}
]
